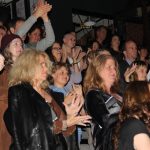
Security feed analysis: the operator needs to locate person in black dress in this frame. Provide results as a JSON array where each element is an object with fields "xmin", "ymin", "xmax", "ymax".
[{"xmin": 113, "ymin": 81, "xmax": 150, "ymax": 150}]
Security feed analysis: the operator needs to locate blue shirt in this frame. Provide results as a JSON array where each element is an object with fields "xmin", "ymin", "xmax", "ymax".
[{"xmin": 49, "ymin": 85, "xmax": 67, "ymax": 96}]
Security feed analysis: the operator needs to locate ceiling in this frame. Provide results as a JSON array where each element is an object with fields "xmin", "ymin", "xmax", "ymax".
[
  {"xmin": 71, "ymin": 0, "xmax": 150, "ymax": 39},
  {"xmin": 72, "ymin": 0, "xmax": 150, "ymax": 17},
  {"xmin": 1, "ymin": 0, "xmax": 150, "ymax": 40}
]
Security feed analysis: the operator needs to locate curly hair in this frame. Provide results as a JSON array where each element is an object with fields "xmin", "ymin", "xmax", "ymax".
[
  {"xmin": 113, "ymin": 81, "xmax": 150, "ymax": 149},
  {"xmin": 9, "ymin": 49, "xmax": 52, "ymax": 89},
  {"xmin": 83, "ymin": 54, "xmax": 120, "ymax": 94}
]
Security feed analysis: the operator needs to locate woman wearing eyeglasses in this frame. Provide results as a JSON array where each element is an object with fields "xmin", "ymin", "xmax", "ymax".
[{"xmin": 46, "ymin": 41, "xmax": 62, "ymax": 63}]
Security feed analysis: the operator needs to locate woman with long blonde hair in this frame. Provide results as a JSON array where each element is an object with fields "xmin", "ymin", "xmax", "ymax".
[
  {"xmin": 4, "ymin": 49, "xmax": 91, "ymax": 150},
  {"xmin": 4, "ymin": 49, "xmax": 56, "ymax": 149}
]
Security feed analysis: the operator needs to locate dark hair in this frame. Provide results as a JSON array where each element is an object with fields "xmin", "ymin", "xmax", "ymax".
[
  {"xmin": 88, "ymin": 40, "xmax": 100, "ymax": 50},
  {"xmin": 113, "ymin": 81, "xmax": 150, "ymax": 149},
  {"xmin": 110, "ymin": 34, "xmax": 120, "ymax": 45},
  {"xmin": 25, "ymin": 23, "xmax": 43, "ymax": 43},
  {"xmin": 138, "ymin": 46, "xmax": 149, "ymax": 59},
  {"xmin": 94, "ymin": 25, "xmax": 107, "ymax": 39},
  {"xmin": 123, "ymin": 39, "xmax": 137, "ymax": 52},
  {"xmin": 0, "ymin": 25, "xmax": 7, "ymax": 31},
  {"xmin": 45, "ymin": 41, "xmax": 62, "ymax": 63}
]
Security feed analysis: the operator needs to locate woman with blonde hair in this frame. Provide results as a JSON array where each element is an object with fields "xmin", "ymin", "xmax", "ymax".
[
  {"xmin": 84, "ymin": 54, "xmax": 122, "ymax": 150},
  {"xmin": 4, "ymin": 49, "xmax": 56, "ymax": 149},
  {"xmin": 4, "ymin": 49, "xmax": 90, "ymax": 150},
  {"xmin": 113, "ymin": 81, "xmax": 150, "ymax": 150}
]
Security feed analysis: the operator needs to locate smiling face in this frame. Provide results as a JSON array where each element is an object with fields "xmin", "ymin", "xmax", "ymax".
[
  {"xmin": 52, "ymin": 66, "xmax": 69, "ymax": 88},
  {"xmin": 51, "ymin": 43, "xmax": 62, "ymax": 62},
  {"xmin": 28, "ymin": 28, "xmax": 41, "ymax": 43},
  {"xmin": 98, "ymin": 58, "xmax": 117, "ymax": 88}
]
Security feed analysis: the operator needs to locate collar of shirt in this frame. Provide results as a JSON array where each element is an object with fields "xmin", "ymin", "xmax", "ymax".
[{"xmin": 49, "ymin": 85, "xmax": 67, "ymax": 96}]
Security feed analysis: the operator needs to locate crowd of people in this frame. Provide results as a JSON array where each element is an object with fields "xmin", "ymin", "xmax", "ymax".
[{"xmin": 0, "ymin": 0, "xmax": 150, "ymax": 150}]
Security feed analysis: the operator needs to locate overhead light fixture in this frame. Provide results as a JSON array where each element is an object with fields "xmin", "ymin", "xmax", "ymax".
[{"xmin": 84, "ymin": 16, "xmax": 96, "ymax": 27}]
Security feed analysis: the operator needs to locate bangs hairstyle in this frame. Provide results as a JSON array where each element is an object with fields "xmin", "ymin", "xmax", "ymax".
[
  {"xmin": 48, "ymin": 62, "xmax": 70, "ymax": 85},
  {"xmin": 3, "ymin": 38, "xmax": 23, "ymax": 65},
  {"xmin": 83, "ymin": 54, "xmax": 119, "ymax": 94},
  {"xmin": 9, "ymin": 49, "xmax": 52, "ymax": 89}
]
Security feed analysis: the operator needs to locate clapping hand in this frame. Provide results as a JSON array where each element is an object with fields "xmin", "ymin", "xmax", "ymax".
[
  {"xmin": 33, "ymin": 0, "xmax": 52, "ymax": 19},
  {"xmin": 124, "ymin": 64, "xmax": 137, "ymax": 82},
  {"xmin": 72, "ymin": 84, "xmax": 82, "ymax": 96},
  {"xmin": 64, "ymin": 90, "xmax": 76, "ymax": 105},
  {"xmin": 64, "ymin": 93, "xmax": 83, "ymax": 117},
  {"xmin": 72, "ymin": 46, "xmax": 82, "ymax": 61}
]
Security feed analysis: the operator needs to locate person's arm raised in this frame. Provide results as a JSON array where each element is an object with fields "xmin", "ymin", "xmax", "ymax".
[{"xmin": 36, "ymin": 2, "xmax": 55, "ymax": 51}]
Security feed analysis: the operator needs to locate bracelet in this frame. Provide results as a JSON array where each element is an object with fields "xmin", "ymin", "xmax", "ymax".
[
  {"xmin": 72, "ymin": 60, "xmax": 80, "ymax": 65},
  {"xmin": 62, "ymin": 120, "xmax": 68, "ymax": 131}
]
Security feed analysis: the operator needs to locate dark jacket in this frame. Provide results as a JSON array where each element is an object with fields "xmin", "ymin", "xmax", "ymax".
[
  {"xmin": 4, "ymin": 83, "xmax": 55, "ymax": 150},
  {"xmin": 85, "ymin": 89, "xmax": 121, "ymax": 150}
]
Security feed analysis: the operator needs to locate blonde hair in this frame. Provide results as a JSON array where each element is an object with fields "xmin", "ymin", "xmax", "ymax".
[
  {"xmin": 9, "ymin": 49, "xmax": 52, "ymax": 89},
  {"xmin": 83, "ymin": 54, "xmax": 119, "ymax": 94}
]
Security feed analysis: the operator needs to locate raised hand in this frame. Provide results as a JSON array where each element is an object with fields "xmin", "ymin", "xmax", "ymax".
[
  {"xmin": 124, "ymin": 64, "xmax": 137, "ymax": 82},
  {"xmin": 33, "ymin": 1, "xmax": 52, "ymax": 19},
  {"xmin": 41, "ymin": 1, "xmax": 52, "ymax": 21},
  {"xmin": 37, "ymin": 0, "xmax": 44, "ymax": 6},
  {"xmin": 72, "ymin": 46, "xmax": 82, "ymax": 62}
]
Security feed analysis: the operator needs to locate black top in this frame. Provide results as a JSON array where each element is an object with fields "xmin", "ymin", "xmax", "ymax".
[
  {"xmin": 85, "ymin": 89, "xmax": 121, "ymax": 150},
  {"xmin": 109, "ymin": 48, "xmax": 124, "ymax": 63},
  {"xmin": 4, "ymin": 83, "xmax": 56, "ymax": 150},
  {"xmin": 119, "ymin": 118, "xmax": 150, "ymax": 150}
]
